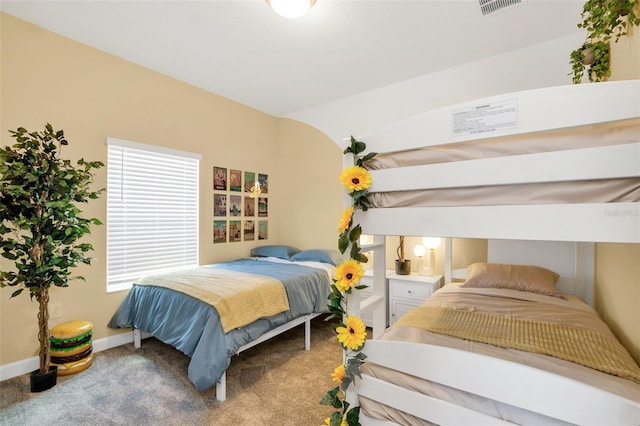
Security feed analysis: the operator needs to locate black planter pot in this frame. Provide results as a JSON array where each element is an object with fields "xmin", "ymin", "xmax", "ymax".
[
  {"xmin": 30, "ymin": 365, "xmax": 58, "ymax": 392},
  {"xmin": 395, "ymin": 259, "xmax": 412, "ymax": 275}
]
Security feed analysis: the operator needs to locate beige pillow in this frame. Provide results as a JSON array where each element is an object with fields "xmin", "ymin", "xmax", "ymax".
[{"xmin": 462, "ymin": 262, "xmax": 562, "ymax": 297}]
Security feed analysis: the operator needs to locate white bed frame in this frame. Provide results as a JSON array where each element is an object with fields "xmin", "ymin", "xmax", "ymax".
[
  {"xmin": 345, "ymin": 81, "xmax": 640, "ymax": 425},
  {"xmin": 132, "ymin": 312, "xmax": 320, "ymax": 401}
]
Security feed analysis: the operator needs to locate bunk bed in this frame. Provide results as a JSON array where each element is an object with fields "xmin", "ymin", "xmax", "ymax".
[
  {"xmin": 347, "ymin": 80, "xmax": 640, "ymax": 425},
  {"xmin": 108, "ymin": 249, "xmax": 336, "ymax": 401}
]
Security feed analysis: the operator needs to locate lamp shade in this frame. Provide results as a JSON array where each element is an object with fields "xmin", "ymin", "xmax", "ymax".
[
  {"xmin": 422, "ymin": 237, "xmax": 441, "ymax": 250},
  {"xmin": 267, "ymin": 0, "xmax": 316, "ymax": 18},
  {"xmin": 413, "ymin": 245, "xmax": 427, "ymax": 257}
]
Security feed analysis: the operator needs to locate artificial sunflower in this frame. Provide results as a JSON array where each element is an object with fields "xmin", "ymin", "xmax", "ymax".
[
  {"xmin": 338, "ymin": 206, "xmax": 354, "ymax": 234},
  {"xmin": 324, "ymin": 417, "xmax": 348, "ymax": 426},
  {"xmin": 331, "ymin": 364, "xmax": 345, "ymax": 384},
  {"xmin": 334, "ymin": 259, "xmax": 364, "ymax": 293},
  {"xmin": 339, "ymin": 165, "xmax": 372, "ymax": 193},
  {"xmin": 336, "ymin": 316, "xmax": 367, "ymax": 350}
]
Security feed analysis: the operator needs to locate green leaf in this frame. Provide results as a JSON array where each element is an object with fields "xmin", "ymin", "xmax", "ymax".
[
  {"xmin": 338, "ymin": 234, "xmax": 350, "ymax": 254},
  {"xmin": 360, "ymin": 152, "xmax": 377, "ymax": 163},
  {"xmin": 354, "ymin": 351, "xmax": 367, "ymax": 361},
  {"xmin": 345, "ymin": 406, "xmax": 361, "ymax": 426},
  {"xmin": 319, "ymin": 386, "xmax": 343, "ymax": 409},
  {"xmin": 348, "ymin": 225, "xmax": 362, "ymax": 243},
  {"xmin": 349, "ymin": 243, "xmax": 361, "ymax": 261},
  {"xmin": 330, "ymin": 411, "xmax": 344, "ymax": 426}
]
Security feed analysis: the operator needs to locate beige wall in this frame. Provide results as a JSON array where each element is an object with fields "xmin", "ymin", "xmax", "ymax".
[
  {"xmin": 595, "ymin": 244, "xmax": 640, "ymax": 363},
  {"xmin": 595, "ymin": 27, "xmax": 640, "ymax": 364},
  {"xmin": 274, "ymin": 119, "xmax": 342, "ymax": 250},
  {"xmin": 0, "ymin": 13, "xmax": 341, "ymax": 366}
]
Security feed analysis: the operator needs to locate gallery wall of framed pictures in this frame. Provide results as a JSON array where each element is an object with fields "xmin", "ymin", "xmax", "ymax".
[{"xmin": 213, "ymin": 166, "xmax": 269, "ymax": 244}]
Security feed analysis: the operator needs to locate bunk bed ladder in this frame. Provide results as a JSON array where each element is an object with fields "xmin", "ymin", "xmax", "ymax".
[{"xmin": 348, "ymin": 235, "xmax": 387, "ymax": 339}]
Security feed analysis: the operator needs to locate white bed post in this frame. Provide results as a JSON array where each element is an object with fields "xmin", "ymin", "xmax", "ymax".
[
  {"xmin": 369, "ymin": 234, "xmax": 387, "ymax": 339},
  {"xmin": 444, "ymin": 238, "xmax": 453, "ymax": 285},
  {"xmin": 216, "ymin": 372, "xmax": 226, "ymax": 402}
]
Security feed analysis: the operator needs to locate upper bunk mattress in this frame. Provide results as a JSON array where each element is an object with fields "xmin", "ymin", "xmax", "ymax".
[{"xmin": 366, "ymin": 119, "xmax": 640, "ymax": 208}]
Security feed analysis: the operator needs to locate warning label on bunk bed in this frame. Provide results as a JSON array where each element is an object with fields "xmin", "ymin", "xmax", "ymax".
[{"xmin": 451, "ymin": 99, "xmax": 517, "ymax": 137}]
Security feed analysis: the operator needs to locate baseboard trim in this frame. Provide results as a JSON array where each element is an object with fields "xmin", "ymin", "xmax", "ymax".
[{"xmin": 0, "ymin": 331, "xmax": 134, "ymax": 382}]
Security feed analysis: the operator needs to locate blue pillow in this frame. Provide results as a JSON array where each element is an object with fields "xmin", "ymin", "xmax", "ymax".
[
  {"xmin": 251, "ymin": 245, "xmax": 300, "ymax": 260},
  {"xmin": 290, "ymin": 249, "xmax": 344, "ymax": 266}
]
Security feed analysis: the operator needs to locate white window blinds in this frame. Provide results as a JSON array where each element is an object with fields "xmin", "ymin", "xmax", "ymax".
[{"xmin": 106, "ymin": 138, "xmax": 201, "ymax": 292}]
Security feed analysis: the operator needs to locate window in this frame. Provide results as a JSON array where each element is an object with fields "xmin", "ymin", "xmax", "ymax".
[{"xmin": 106, "ymin": 138, "xmax": 201, "ymax": 292}]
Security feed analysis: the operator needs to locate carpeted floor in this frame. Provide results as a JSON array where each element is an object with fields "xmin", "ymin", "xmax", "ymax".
[{"xmin": 0, "ymin": 315, "xmax": 343, "ymax": 425}]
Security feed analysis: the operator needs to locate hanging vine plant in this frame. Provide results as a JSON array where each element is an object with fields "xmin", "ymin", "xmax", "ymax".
[{"xmin": 570, "ymin": 0, "xmax": 640, "ymax": 83}]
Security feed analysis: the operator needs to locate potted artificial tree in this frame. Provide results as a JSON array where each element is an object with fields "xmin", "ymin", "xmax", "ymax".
[
  {"xmin": 394, "ymin": 236, "xmax": 411, "ymax": 275},
  {"xmin": 570, "ymin": 0, "xmax": 639, "ymax": 83},
  {"xmin": 0, "ymin": 124, "xmax": 103, "ymax": 392}
]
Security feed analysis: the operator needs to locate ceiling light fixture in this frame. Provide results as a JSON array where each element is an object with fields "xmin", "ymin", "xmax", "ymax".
[{"xmin": 267, "ymin": 0, "xmax": 316, "ymax": 19}]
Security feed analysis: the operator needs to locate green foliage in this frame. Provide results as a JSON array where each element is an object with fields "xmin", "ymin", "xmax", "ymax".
[
  {"xmin": 0, "ymin": 124, "xmax": 104, "ymax": 297},
  {"xmin": 578, "ymin": 0, "xmax": 639, "ymax": 42},
  {"xmin": 570, "ymin": 41, "xmax": 611, "ymax": 83},
  {"xmin": 570, "ymin": 0, "xmax": 639, "ymax": 83},
  {"xmin": 322, "ymin": 135, "xmax": 376, "ymax": 425},
  {"xmin": 344, "ymin": 136, "xmax": 376, "ymax": 212}
]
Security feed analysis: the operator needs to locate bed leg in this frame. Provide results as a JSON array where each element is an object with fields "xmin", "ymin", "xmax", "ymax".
[
  {"xmin": 216, "ymin": 372, "xmax": 227, "ymax": 402},
  {"xmin": 305, "ymin": 315, "xmax": 311, "ymax": 351},
  {"xmin": 133, "ymin": 328, "xmax": 141, "ymax": 349}
]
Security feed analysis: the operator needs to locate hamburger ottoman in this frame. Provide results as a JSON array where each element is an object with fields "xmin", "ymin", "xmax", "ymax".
[{"xmin": 50, "ymin": 320, "xmax": 94, "ymax": 376}]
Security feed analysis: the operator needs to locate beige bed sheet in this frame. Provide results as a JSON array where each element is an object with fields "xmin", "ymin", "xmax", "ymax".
[
  {"xmin": 359, "ymin": 284, "xmax": 640, "ymax": 425},
  {"xmin": 366, "ymin": 119, "xmax": 640, "ymax": 208},
  {"xmin": 368, "ymin": 119, "xmax": 640, "ymax": 170}
]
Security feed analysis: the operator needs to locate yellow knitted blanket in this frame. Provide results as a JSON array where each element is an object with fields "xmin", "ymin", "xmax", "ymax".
[
  {"xmin": 395, "ymin": 306, "xmax": 640, "ymax": 384},
  {"xmin": 135, "ymin": 267, "xmax": 289, "ymax": 333}
]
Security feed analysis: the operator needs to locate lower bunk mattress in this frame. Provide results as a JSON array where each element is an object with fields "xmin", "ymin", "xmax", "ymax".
[
  {"xmin": 108, "ymin": 257, "xmax": 332, "ymax": 391},
  {"xmin": 359, "ymin": 283, "xmax": 640, "ymax": 425}
]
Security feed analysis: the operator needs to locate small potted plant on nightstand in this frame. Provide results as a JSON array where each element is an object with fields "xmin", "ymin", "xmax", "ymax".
[
  {"xmin": 395, "ymin": 236, "xmax": 411, "ymax": 275},
  {"xmin": 0, "ymin": 124, "xmax": 103, "ymax": 392}
]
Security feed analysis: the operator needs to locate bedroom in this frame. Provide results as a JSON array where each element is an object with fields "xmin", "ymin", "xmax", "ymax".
[{"xmin": 1, "ymin": 0, "xmax": 639, "ymax": 424}]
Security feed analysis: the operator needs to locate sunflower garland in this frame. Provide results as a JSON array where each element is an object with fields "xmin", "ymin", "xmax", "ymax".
[{"xmin": 321, "ymin": 136, "xmax": 376, "ymax": 426}]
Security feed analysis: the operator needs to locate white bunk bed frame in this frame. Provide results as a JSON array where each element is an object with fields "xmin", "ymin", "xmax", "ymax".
[{"xmin": 346, "ymin": 81, "xmax": 640, "ymax": 425}]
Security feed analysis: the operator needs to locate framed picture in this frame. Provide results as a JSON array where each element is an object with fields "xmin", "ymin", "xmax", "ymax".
[
  {"xmin": 229, "ymin": 195, "xmax": 241, "ymax": 217},
  {"xmin": 244, "ymin": 220, "xmax": 255, "ymax": 241},
  {"xmin": 244, "ymin": 171, "xmax": 255, "ymax": 193},
  {"xmin": 214, "ymin": 194, "xmax": 227, "ymax": 217},
  {"xmin": 229, "ymin": 220, "xmax": 242, "ymax": 242},
  {"xmin": 244, "ymin": 196, "xmax": 255, "ymax": 217},
  {"xmin": 258, "ymin": 173, "xmax": 268, "ymax": 194},
  {"xmin": 258, "ymin": 197, "xmax": 268, "ymax": 217},
  {"xmin": 229, "ymin": 169, "xmax": 242, "ymax": 192},
  {"xmin": 213, "ymin": 220, "xmax": 227, "ymax": 243},
  {"xmin": 213, "ymin": 166, "xmax": 227, "ymax": 191},
  {"xmin": 258, "ymin": 220, "xmax": 268, "ymax": 240}
]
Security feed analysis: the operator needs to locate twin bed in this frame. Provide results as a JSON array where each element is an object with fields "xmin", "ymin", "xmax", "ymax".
[
  {"xmin": 108, "ymin": 246, "xmax": 338, "ymax": 401},
  {"xmin": 348, "ymin": 80, "xmax": 640, "ymax": 425}
]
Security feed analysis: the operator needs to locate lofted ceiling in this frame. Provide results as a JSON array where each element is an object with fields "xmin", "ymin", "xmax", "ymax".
[{"xmin": 1, "ymin": 0, "xmax": 585, "ymax": 117}]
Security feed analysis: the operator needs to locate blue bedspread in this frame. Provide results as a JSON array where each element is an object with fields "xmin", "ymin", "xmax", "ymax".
[{"xmin": 108, "ymin": 258, "xmax": 331, "ymax": 391}]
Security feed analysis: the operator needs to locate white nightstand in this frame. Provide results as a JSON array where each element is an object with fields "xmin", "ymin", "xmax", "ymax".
[
  {"xmin": 357, "ymin": 269, "xmax": 388, "ymax": 328},
  {"xmin": 388, "ymin": 273, "xmax": 443, "ymax": 325}
]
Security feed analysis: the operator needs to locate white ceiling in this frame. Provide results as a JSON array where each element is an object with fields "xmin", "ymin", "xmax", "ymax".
[{"xmin": 2, "ymin": 0, "xmax": 585, "ymax": 117}]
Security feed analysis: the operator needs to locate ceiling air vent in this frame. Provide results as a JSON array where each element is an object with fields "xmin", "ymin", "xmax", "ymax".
[{"xmin": 479, "ymin": 0, "xmax": 523, "ymax": 15}]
